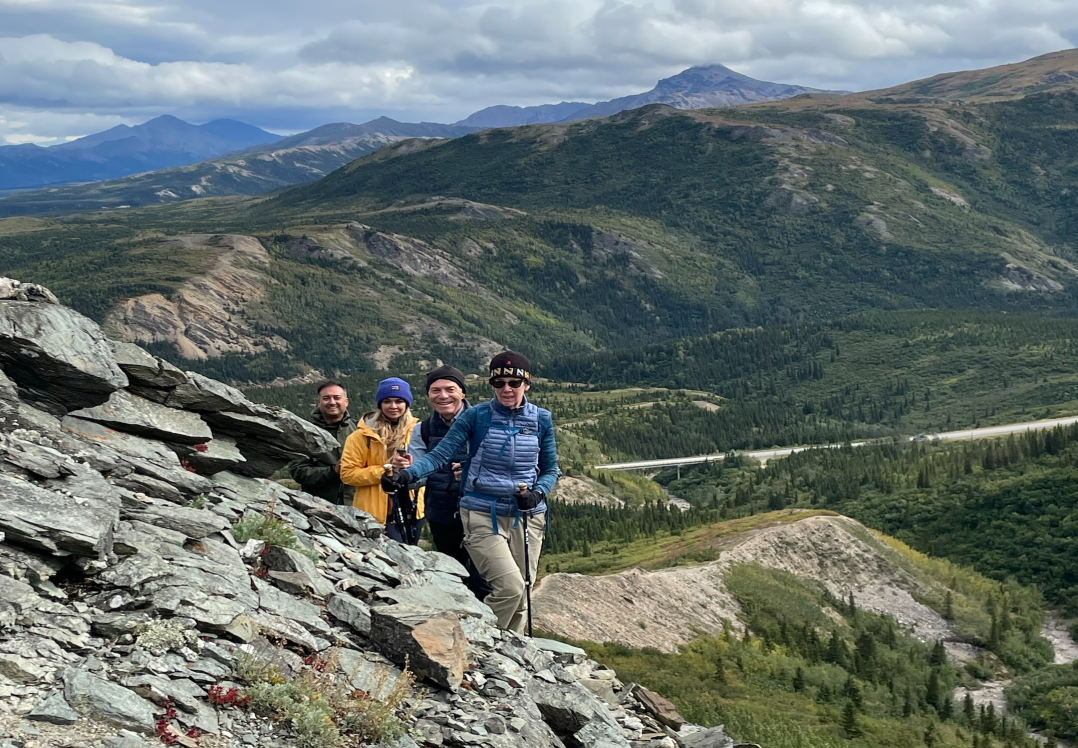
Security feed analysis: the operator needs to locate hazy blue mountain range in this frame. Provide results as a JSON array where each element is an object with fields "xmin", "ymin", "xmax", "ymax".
[
  {"xmin": 455, "ymin": 64, "xmax": 839, "ymax": 127},
  {"xmin": 0, "ymin": 115, "xmax": 281, "ymax": 191},
  {"xmin": 0, "ymin": 62, "xmax": 828, "ymax": 208},
  {"xmin": 0, "ymin": 118, "xmax": 476, "ymax": 216}
]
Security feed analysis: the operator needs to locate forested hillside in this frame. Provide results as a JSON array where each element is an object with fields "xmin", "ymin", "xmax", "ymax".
[{"xmin": 1, "ymin": 92, "xmax": 1077, "ymax": 393}]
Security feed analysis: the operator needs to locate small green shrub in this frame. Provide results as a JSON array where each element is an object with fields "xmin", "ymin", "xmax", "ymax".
[
  {"xmin": 232, "ymin": 511, "xmax": 317, "ymax": 561},
  {"xmin": 232, "ymin": 649, "xmax": 416, "ymax": 748}
]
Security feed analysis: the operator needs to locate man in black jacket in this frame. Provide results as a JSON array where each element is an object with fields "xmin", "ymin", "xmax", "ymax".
[
  {"xmin": 404, "ymin": 365, "xmax": 490, "ymax": 597},
  {"xmin": 287, "ymin": 381, "xmax": 357, "ymax": 505}
]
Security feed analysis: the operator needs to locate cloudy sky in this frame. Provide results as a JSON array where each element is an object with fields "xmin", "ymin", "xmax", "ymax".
[{"xmin": 1, "ymin": 0, "xmax": 1075, "ymax": 144}]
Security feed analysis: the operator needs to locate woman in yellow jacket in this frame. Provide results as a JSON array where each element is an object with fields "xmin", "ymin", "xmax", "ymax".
[{"xmin": 339, "ymin": 377, "xmax": 424, "ymax": 543}]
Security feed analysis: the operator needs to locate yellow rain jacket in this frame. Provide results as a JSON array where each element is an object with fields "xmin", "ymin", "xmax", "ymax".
[{"xmin": 339, "ymin": 411, "xmax": 424, "ymax": 525}]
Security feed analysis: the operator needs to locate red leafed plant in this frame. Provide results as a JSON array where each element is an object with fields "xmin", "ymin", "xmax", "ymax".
[
  {"xmin": 180, "ymin": 458, "xmax": 197, "ymax": 473},
  {"xmin": 193, "ymin": 443, "xmax": 210, "ymax": 453},
  {"xmin": 207, "ymin": 685, "xmax": 250, "ymax": 707}
]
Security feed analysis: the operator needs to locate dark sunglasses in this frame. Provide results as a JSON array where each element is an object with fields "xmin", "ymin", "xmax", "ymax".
[{"xmin": 490, "ymin": 378, "xmax": 526, "ymax": 389}]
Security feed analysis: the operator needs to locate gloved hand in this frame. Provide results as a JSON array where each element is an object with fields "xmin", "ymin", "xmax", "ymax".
[
  {"xmin": 381, "ymin": 469, "xmax": 410, "ymax": 494},
  {"xmin": 514, "ymin": 488, "xmax": 544, "ymax": 511}
]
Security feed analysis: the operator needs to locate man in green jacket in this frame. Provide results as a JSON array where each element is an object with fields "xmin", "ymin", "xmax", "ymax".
[{"xmin": 287, "ymin": 381, "xmax": 357, "ymax": 504}]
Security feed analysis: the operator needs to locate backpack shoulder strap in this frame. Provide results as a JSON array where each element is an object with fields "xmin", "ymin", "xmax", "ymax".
[
  {"xmin": 420, "ymin": 416, "xmax": 432, "ymax": 448},
  {"xmin": 468, "ymin": 404, "xmax": 492, "ymax": 460}
]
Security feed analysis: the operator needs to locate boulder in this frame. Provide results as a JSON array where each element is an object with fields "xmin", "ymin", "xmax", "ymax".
[
  {"xmin": 109, "ymin": 341, "xmax": 188, "ymax": 390},
  {"xmin": 633, "ymin": 684, "xmax": 685, "ymax": 729},
  {"xmin": 528, "ymin": 679, "xmax": 619, "ymax": 733},
  {"xmin": 369, "ymin": 605, "xmax": 468, "ymax": 690},
  {"xmin": 0, "ymin": 300, "xmax": 127, "ymax": 410},
  {"xmin": 0, "ymin": 472, "xmax": 119, "ymax": 557},
  {"xmin": 71, "ymin": 390, "xmax": 212, "ymax": 445},
  {"xmin": 27, "ymin": 690, "xmax": 80, "ymax": 725},
  {"xmin": 63, "ymin": 668, "xmax": 157, "ymax": 733}
]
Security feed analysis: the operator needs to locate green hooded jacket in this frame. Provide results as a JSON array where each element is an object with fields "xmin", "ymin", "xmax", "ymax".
[{"xmin": 286, "ymin": 409, "xmax": 358, "ymax": 505}]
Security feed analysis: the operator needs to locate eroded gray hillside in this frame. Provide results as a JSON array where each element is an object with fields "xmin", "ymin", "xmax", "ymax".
[{"xmin": 0, "ymin": 278, "xmax": 751, "ymax": 748}]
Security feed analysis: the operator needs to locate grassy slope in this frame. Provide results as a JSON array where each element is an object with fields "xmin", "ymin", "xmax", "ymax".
[{"xmin": 2, "ymin": 95, "xmax": 1078, "ymax": 382}]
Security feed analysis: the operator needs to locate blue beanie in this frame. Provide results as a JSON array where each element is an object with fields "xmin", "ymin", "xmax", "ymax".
[{"xmin": 375, "ymin": 377, "xmax": 412, "ymax": 407}]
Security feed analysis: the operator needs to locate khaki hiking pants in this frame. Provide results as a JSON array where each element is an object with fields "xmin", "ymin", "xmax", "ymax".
[{"xmin": 461, "ymin": 508, "xmax": 545, "ymax": 634}]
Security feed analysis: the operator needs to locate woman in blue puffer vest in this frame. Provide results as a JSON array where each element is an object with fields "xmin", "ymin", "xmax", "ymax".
[{"xmin": 384, "ymin": 351, "xmax": 559, "ymax": 633}]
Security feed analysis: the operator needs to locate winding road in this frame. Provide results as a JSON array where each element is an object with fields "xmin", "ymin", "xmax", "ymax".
[{"xmin": 594, "ymin": 414, "xmax": 1078, "ymax": 471}]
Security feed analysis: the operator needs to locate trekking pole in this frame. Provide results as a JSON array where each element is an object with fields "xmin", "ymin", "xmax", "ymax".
[
  {"xmin": 518, "ymin": 482, "xmax": 533, "ymax": 637},
  {"xmin": 384, "ymin": 463, "xmax": 408, "ymax": 543}
]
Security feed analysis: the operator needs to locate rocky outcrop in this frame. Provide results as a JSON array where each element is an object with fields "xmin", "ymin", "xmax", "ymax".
[
  {"xmin": 534, "ymin": 513, "xmax": 956, "ymax": 654},
  {"xmin": 0, "ymin": 300, "xmax": 128, "ymax": 411},
  {"xmin": 103, "ymin": 235, "xmax": 288, "ymax": 361},
  {"xmin": 0, "ymin": 279, "xmax": 748, "ymax": 748}
]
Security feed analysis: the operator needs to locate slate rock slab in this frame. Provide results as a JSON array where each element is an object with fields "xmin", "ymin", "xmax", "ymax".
[
  {"xmin": 71, "ymin": 390, "xmax": 212, "ymax": 445},
  {"xmin": 262, "ymin": 545, "xmax": 334, "ymax": 598},
  {"xmin": 327, "ymin": 592, "xmax": 372, "ymax": 636},
  {"xmin": 27, "ymin": 690, "xmax": 80, "ymax": 725},
  {"xmin": 369, "ymin": 604, "xmax": 468, "ymax": 690},
  {"xmin": 678, "ymin": 726, "xmax": 736, "ymax": 748},
  {"xmin": 0, "ymin": 472, "xmax": 119, "ymax": 557},
  {"xmin": 0, "ymin": 300, "xmax": 127, "ymax": 410},
  {"xmin": 109, "ymin": 341, "xmax": 188, "ymax": 390},
  {"xmin": 122, "ymin": 503, "xmax": 229, "ymax": 539},
  {"xmin": 166, "ymin": 373, "xmax": 257, "ymax": 415},
  {"xmin": 632, "ymin": 685, "xmax": 685, "ymax": 729},
  {"xmin": 170, "ymin": 436, "xmax": 245, "ymax": 475},
  {"xmin": 64, "ymin": 668, "xmax": 157, "ymax": 733}
]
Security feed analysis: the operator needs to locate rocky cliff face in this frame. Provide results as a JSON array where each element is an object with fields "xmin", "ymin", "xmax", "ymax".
[{"xmin": 0, "ymin": 278, "xmax": 751, "ymax": 748}]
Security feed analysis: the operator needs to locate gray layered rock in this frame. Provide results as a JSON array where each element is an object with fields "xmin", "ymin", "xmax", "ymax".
[
  {"xmin": 0, "ymin": 300, "xmax": 127, "ymax": 410},
  {"xmin": 169, "ymin": 435, "xmax": 245, "ymax": 474},
  {"xmin": 63, "ymin": 668, "xmax": 157, "ymax": 733},
  {"xmin": 204, "ymin": 406, "xmax": 338, "ymax": 478},
  {"xmin": 27, "ymin": 691, "xmax": 80, "ymax": 725},
  {"xmin": 71, "ymin": 390, "xmax": 212, "ymax": 445},
  {"xmin": 679, "ymin": 726, "xmax": 737, "ymax": 748},
  {"xmin": 109, "ymin": 341, "xmax": 188, "ymax": 390},
  {"xmin": 369, "ymin": 605, "xmax": 468, "ymax": 690},
  {"xmin": 165, "ymin": 373, "xmax": 257, "ymax": 414},
  {"xmin": 262, "ymin": 545, "xmax": 334, "ymax": 598},
  {"xmin": 0, "ymin": 278, "xmax": 60, "ymax": 304},
  {"xmin": 0, "ymin": 280, "xmax": 734, "ymax": 748},
  {"xmin": 326, "ymin": 592, "xmax": 372, "ymax": 635},
  {"xmin": 0, "ymin": 472, "xmax": 119, "ymax": 557}
]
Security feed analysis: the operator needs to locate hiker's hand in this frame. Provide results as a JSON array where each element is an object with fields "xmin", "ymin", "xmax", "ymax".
[
  {"xmin": 451, "ymin": 462, "xmax": 462, "ymax": 481},
  {"xmin": 381, "ymin": 470, "xmax": 409, "ymax": 494},
  {"xmin": 333, "ymin": 460, "xmax": 341, "ymax": 474},
  {"xmin": 514, "ymin": 488, "xmax": 544, "ymax": 511},
  {"xmin": 390, "ymin": 452, "xmax": 412, "ymax": 470}
]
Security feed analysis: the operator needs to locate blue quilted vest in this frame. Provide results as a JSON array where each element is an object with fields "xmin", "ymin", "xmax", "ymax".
[{"xmin": 459, "ymin": 399, "xmax": 550, "ymax": 522}]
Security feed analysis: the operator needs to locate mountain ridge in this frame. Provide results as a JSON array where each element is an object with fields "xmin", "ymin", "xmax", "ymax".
[{"xmin": 0, "ymin": 115, "xmax": 281, "ymax": 191}]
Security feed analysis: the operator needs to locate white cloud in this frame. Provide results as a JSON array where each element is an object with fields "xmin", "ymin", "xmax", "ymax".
[{"xmin": 0, "ymin": 0, "xmax": 1074, "ymax": 142}]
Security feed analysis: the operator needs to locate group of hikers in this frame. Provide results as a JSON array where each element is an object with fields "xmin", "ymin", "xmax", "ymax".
[{"xmin": 287, "ymin": 351, "xmax": 559, "ymax": 635}]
